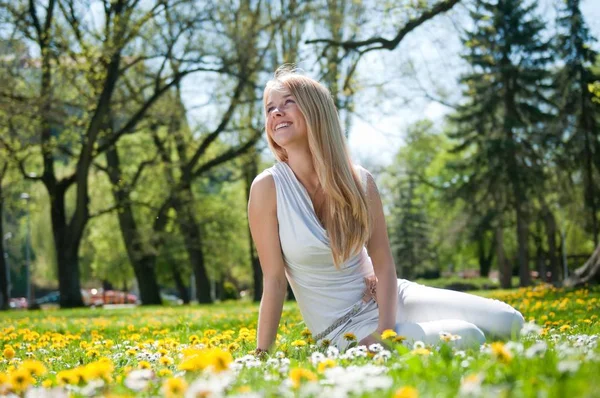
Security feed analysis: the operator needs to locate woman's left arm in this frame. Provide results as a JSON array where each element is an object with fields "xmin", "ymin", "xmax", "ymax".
[{"xmin": 364, "ymin": 171, "xmax": 398, "ymax": 335}]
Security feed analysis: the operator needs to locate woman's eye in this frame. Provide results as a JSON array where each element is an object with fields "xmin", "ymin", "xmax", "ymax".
[
  {"xmin": 285, "ymin": 99, "xmax": 294, "ymax": 104},
  {"xmin": 266, "ymin": 107, "xmax": 274, "ymax": 113}
]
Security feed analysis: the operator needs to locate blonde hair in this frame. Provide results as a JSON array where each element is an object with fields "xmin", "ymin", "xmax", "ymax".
[{"xmin": 264, "ymin": 66, "xmax": 372, "ymax": 267}]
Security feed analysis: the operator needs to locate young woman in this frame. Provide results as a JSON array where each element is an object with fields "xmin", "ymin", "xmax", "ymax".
[{"xmin": 247, "ymin": 66, "xmax": 524, "ymax": 353}]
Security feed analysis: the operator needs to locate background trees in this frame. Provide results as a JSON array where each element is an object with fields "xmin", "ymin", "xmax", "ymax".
[{"xmin": 0, "ymin": 0, "xmax": 599, "ymax": 310}]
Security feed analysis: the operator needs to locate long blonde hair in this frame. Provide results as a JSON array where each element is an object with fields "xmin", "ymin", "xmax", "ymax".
[{"xmin": 264, "ymin": 66, "xmax": 372, "ymax": 267}]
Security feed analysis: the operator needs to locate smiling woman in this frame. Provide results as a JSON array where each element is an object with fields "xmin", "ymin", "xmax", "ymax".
[{"xmin": 248, "ymin": 65, "xmax": 524, "ymax": 354}]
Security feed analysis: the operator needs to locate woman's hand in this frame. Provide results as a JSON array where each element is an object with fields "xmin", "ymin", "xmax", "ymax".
[{"xmin": 358, "ymin": 332, "xmax": 381, "ymax": 348}]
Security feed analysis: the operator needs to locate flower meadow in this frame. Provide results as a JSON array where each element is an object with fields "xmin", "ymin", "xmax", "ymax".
[{"xmin": 1, "ymin": 285, "xmax": 599, "ymax": 397}]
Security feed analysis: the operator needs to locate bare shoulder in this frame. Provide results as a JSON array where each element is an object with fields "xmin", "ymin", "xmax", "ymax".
[
  {"xmin": 249, "ymin": 170, "xmax": 276, "ymax": 211},
  {"xmin": 353, "ymin": 164, "xmax": 377, "ymax": 194}
]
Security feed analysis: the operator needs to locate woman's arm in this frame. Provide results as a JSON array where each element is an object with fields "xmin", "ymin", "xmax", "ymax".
[
  {"xmin": 365, "ymin": 171, "xmax": 398, "ymax": 334},
  {"xmin": 248, "ymin": 172, "xmax": 288, "ymax": 351}
]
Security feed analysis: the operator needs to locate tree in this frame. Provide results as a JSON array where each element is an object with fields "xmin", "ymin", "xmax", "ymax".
[
  {"xmin": 0, "ymin": 0, "xmax": 233, "ymax": 307},
  {"xmin": 554, "ymin": 0, "xmax": 600, "ymax": 246},
  {"xmin": 449, "ymin": 0, "xmax": 554, "ymax": 287},
  {"xmin": 0, "ymin": 162, "xmax": 9, "ymax": 310}
]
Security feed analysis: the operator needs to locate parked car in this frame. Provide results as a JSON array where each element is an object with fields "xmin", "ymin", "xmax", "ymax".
[
  {"xmin": 9, "ymin": 297, "xmax": 28, "ymax": 309},
  {"xmin": 161, "ymin": 292, "xmax": 184, "ymax": 305},
  {"xmin": 34, "ymin": 290, "xmax": 104, "ymax": 308},
  {"xmin": 102, "ymin": 290, "xmax": 139, "ymax": 305}
]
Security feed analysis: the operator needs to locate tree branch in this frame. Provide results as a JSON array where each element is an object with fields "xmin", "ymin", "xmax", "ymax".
[{"xmin": 306, "ymin": 0, "xmax": 462, "ymax": 53}]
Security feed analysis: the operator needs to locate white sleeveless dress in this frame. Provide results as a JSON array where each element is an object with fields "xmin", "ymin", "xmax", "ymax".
[{"xmin": 265, "ymin": 161, "xmax": 524, "ymax": 349}]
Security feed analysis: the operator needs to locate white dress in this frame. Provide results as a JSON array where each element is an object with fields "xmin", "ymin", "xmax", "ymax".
[{"xmin": 265, "ymin": 162, "xmax": 524, "ymax": 349}]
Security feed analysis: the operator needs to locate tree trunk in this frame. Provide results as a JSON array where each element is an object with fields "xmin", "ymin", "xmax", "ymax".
[
  {"xmin": 542, "ymin": 204, "xmax": 560, "ymax": 283},
  {"xmin": 106, "ymin": 146, "xmax": 162, "ymax": 305},
  {"xmin": 171, "ymin": 263, "xmax": 190, "ymax": 304},
  {"xmin": 516, "ymin": 205, "xmax": 531, "ymax": 286},
  {"xmin": 496, "ymin": 222, "xmax": 512, "ymax": 289},
  {"xmin": 0, "ymin": 180, "xmax": 8, "ymax": 310},
  {"xmin": 244, "ymin": 151, "xmax": 263, "ymax": 302},
  {"xmin": 175, "ymin": 188, "xmax": 212, "ymax": 304},
  {"xmin": 564, "ymin": 242, "xmax": 600, "ymax": 287},
  {"xmin": 55, "ymin": 240, "xmax": 85, "ymax": 308},
  {"xmin": 477, "ymin": 234, "xmax": 494, "ymax": 278}
]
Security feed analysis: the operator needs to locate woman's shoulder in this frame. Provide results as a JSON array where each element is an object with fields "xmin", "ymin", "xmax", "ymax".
[{"xmin": 250, "ymin": 168, "xmax": 276, "ymax": 198}]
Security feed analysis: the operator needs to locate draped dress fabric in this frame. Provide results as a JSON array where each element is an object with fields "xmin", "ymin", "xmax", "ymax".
[{"xmin": 265, "ymin": 162, "xmax": 525, "ymax": 349}]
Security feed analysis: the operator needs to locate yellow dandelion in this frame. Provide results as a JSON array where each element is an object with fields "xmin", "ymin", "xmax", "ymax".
[
  {"xmin": 209, "ymin": 349, "xmax": 233, "ymax": 373},
  {"xmin": 3, "ymin": 346, "xmax": 15, "ymax": 360},
  {"xmin": 412, "ymin": 348, "xmax": 431, "ymax": 356},
  {"xmin": 559, "ymin": 324, "xmax": 571, "ymax": 332},
  {"xmin": 394, "ymin": 335, "xmax": 407, "ymax": 343},
  {"xmin": 21, "ymin": 360, "xmax": 47, "ymax": 377},
  {"xmin": 381, "ymin": 329, "xmax": 397, "ymax": 340},
  {"xmin": 159, "ymin": 356, "xmax": 174, "ymax": 366},
  {"xmin": 343, "ymin": 332, "xmax": 357, "ymax": 341},
  {"xmin": 57, "ymin": 370, "xmax": 77, "ymax": 385},
  {"xmin": 320, "ymin": 339, "xmax": 331, "ymax": 348},
  {"xmin": 490, "ymin": 342, "xmax": 512, "ymax": 364},
  {"xmin": 0, "ymin": 372, "xmax": 8, "ymax": 385},
  {"xmin": 227, "ymin": 343, "xmax": 239, "ymax": 352},
  {"xmin": 158, "ymin": 369, "xmax": 173, "ymax": 377},
  {"xmin": 189, "ymin": 335, "xmax": 200, "ymax": 344},
  {"xmin": 9, "ymin": 367, "xmax": 34, "ymax": 392},
  {"xmin": 138, "ymin": 360, "xmax": 152, "ymax": 370},
  {"xmin": 41, "ymin": 379, "xmax": 53, "ymax": 388},
  {"xmin": 289, "ymin": 367, "xmax": 318, "ymax": 389},
  {"xmin": 317, "ymin": 359, "xmax": 336, "ymax": 373},
  {"xmin": 203, "ymin": 330, "xmax": 217, "ymax": 338},
  {"xmin": 291, "ymin": 340, "xmax": 307, "ymax": 347},
  {"xmin": 162, "ymin": 377, "xmax": 187, "ymax": 398},
  {"xmin": 394, "ymin": 386, "xmax": 419, "ymax": 398},
  {"xmin": 301, "ymin": 328, "xmax": 312, "ymax": 338}
]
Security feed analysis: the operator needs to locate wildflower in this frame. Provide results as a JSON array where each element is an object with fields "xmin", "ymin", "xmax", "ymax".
[
  {"xmin": 56, "ymin": 370, "xmax": 77, "ymax": 385},
  {"xmin": 343, "ymin": 332, "xmax": 357, "ymax": 341},
  {"xmin": 301, "ymin": 328, "xmax": 312, "ymax": 338},
  {"xmin": 310, "ymin": 352, "xmax": 325, "ymax": 366},
  {"xmin": 459, "ymin": 373, "xmax": 484, "ymax": 395},
  {"xmin": 525, "ymin": 342, "xmax": 547, "ymax": 359},
  {"xmin": 163, "ymin": 377, "xmax": 187, "ymax": 398},
  {"xmin": 393, "ymin": 335, "xmax": 407, "ymax": 343},
  {"xmin": 557, "ymin": 360, "xmax": 580, "ymax": 374},
  {"xmin": 138, "ymin": 360, "xmax": 152, "ymax": 369},
  {"xmin": 490, "ymin": 342, "xmax": 512, "ymax": 363},
  {"xmin": 412, "ymin": 341, "xmax": 425, "ymax": 350},
  {"xmin": 394, "ymin": 386, "xmax": 419, "ymax": 398},
  {"xmin": 3, "ymin": 346, "xmax": 15, "ymax": 360},
  {"xmin": 439, "ymin": 331, "xmax": 452, "ymax": 343},
  {"xmin": 381, "ymin": 329, "xmax": 397, "ymax": 340},
  {"xmin": 158, "ymin": 369, "xmax": 173, "ymax": 377},
  {"xmin": 21, "ymin": 360, "xmax": 47, "ymax": 377},
  {"xmin": 9, "ymin": 367, "xmax": 34, "ymax": 393},
  {"xmin": 320, "ymin": 339, "xmax": 331, "ymax": 348},
  {"xmin": 317, "ymin": 359, "xmax": 336, "ymax": 373},
  {"xmin": 559, "ymin": 324, "xmax": 571, "ymax": 332},
  {"xmin": 326, "ymin": 346, "xmax": 339, "ymax": 358},
  {"xmin": 291, "ymin": 340, "xmax": 307, "ymax": 348},
  {"xmin": 124, "ymin": 369, "xmax": 154, "ymax": 391},
  {"xmin": 368, "ymin": 343, "xmax": 384, "ymax": 353},
  {"xmin": 159, "ymin": 356, "xmax": 174, "ymax": 366},
  {"xmin": 412, "ymin": 348, "xmax": 431, "ymax": 356},
  {"xmin": 289, "ymin": 368, "xmax": 317, "ymax": 389}
]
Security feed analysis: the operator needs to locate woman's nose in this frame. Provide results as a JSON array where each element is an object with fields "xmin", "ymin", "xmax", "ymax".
[{"xmin": 272, "ymin": 107, "xmax": 283, "ymax": 116}]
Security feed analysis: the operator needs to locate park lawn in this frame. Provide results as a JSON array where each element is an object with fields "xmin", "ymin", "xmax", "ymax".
[{"xmin": 0, "ymin": 284, "xmax": 598, "ymax": 397}]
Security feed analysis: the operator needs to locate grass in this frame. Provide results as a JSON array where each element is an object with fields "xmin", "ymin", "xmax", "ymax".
[{"xmin": 0, "ymin": 284, "xmax": 599, "ymax": 397}]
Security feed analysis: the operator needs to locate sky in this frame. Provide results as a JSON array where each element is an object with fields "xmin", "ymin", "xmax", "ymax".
[{"xmin": 345, "ymin": 0, "xmax": 600, "ymax": 169}]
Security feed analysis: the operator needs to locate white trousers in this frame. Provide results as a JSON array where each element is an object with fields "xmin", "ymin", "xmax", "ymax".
[{"xmin": 395, "ymin": 279, "xmax": 525, "ymax": 348}]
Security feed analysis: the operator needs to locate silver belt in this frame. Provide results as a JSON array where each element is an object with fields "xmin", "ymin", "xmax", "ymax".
[{"xmin": 313, "ymin": 274, "xmax": 378, "ymax": 342}]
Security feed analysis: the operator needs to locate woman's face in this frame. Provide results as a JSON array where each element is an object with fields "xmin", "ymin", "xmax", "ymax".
[{"xmin": 264, "ymin": 86, "xmax": 308, "ymax": 149}]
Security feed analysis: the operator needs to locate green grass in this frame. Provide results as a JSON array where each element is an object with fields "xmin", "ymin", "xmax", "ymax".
[{"xmin": 0, "ymin": 284, "xmax": 599, "ymax": 397}]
